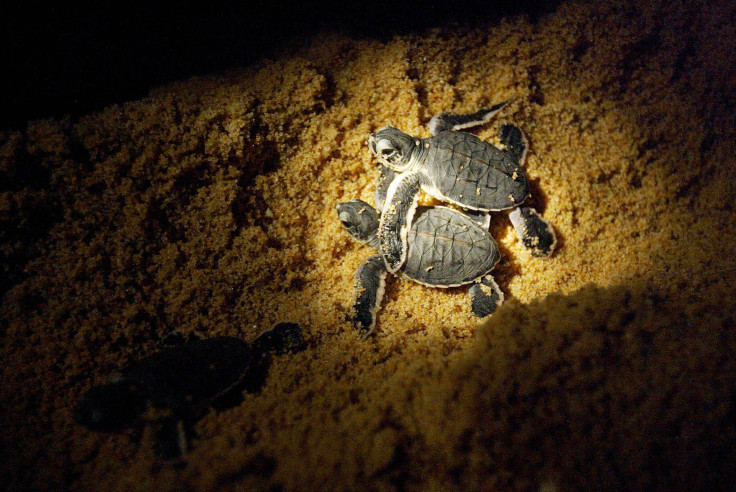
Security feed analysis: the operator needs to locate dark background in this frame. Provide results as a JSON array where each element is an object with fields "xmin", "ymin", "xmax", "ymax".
[{"xmin": 2, "ymin": 1, "xmax": 556, "ymax": 131}]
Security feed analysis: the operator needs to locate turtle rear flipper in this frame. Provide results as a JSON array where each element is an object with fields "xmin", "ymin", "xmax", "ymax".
[
  {"xmin": 469, "ymin": 275, "xmax": 504, "ymax": 317},
  {"xmin": 499, "ymin": 124, "xmax": 556, "ymax": 258},
  {"xmin": 509, "ymin": 206, "xmax": 557, "ymax": 258}
]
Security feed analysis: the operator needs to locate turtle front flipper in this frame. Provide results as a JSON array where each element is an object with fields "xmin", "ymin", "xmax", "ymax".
[
  {"xmin": 469, "ymin": 275, "xmax": 504, "ymax": 317},
  {"xmin": 428, "ymin": 100, "xmax": 510, "ymax": 135},
  {"xmin": 352, "ymin": 255, "xmax": 388, "ymax": 336},
  {"xmin": 509, "ymin": 206, "xmax": 557, "ymax": 257},
  {"xmin": 155, "ymin": 415, "xmax": 189, "ymax": 461},
  {"xmin": 375, "ymin": 164, "xmax": 397, "ymax": 212},
  {"xmin": 379, "ymin": 171, "xmax": 424, "ymax": 272}
]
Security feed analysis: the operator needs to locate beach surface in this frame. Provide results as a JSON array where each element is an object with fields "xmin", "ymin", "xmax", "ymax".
[{"xmin": 2, "ymin": 1, "xmax": 736, "ymax": 489}]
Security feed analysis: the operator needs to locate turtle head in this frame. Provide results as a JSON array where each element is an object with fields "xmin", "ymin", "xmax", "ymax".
[
  {"xmin": 368, "ymin": 127, "xmax": 418, "ymax": 172},
  {"xmin": 253, "ymin": 322, "xmax": 306, "ymax": 356},
  {"xmin": 336, "ymin": 199, "xmax": 380, "ymax": 246}
]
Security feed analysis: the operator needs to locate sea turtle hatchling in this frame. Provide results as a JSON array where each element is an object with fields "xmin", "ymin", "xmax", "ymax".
[
  {"xmin": 337, "ymin": 198, "xmax": 503, "ymax": 335},
  {"xmin": 75, "ymin": 322, "xmax": 305, "ymax": 459},
  {"xmin": 369, "ymin": 101, "xmax": 556, "ymax": 273}
]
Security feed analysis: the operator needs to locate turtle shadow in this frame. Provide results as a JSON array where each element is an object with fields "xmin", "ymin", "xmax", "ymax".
[{"xmin": 75, "ymin": 325, "xmax": 306, "ymax": 462}]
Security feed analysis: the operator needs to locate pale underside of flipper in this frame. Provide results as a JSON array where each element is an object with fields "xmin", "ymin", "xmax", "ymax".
[
  {"xmin": 375, "ymin": 164, "xmax": 397, "ymax": 212},
  {"xmin": 428, "ymin": 100, "xmax": 510, "ymax": 135},
  {"xmin": 378, "ymin": 170, "xmax": 423, "ymax": 272}
]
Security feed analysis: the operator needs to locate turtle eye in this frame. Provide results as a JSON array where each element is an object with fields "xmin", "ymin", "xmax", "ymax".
[
  {"xmin": 338, "ymin": 212, "xmax": 354, "ymax": 229},
  {"xmin": 375, "ymin": 139, "xmax": 396, "ymax": 155}
]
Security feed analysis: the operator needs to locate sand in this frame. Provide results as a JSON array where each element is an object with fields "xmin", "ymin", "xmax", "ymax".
[{"xmin": 2, "ymin": 0, "xmax": 736, "ymax": 490}]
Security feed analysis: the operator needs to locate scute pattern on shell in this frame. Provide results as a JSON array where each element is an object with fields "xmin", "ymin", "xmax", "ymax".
[
  {"xmin": 405, "ymin": 206, "xmax": 500, "ymax": 286},
  {"xmin": 424, "ymin": 131, "xmax": 529, "ymax": 210}
]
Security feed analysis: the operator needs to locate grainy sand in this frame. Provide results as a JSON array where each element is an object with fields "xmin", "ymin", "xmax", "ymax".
[{"xmin": 2, "ymin": 1, "xmax": 736, "ymax": 490}]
